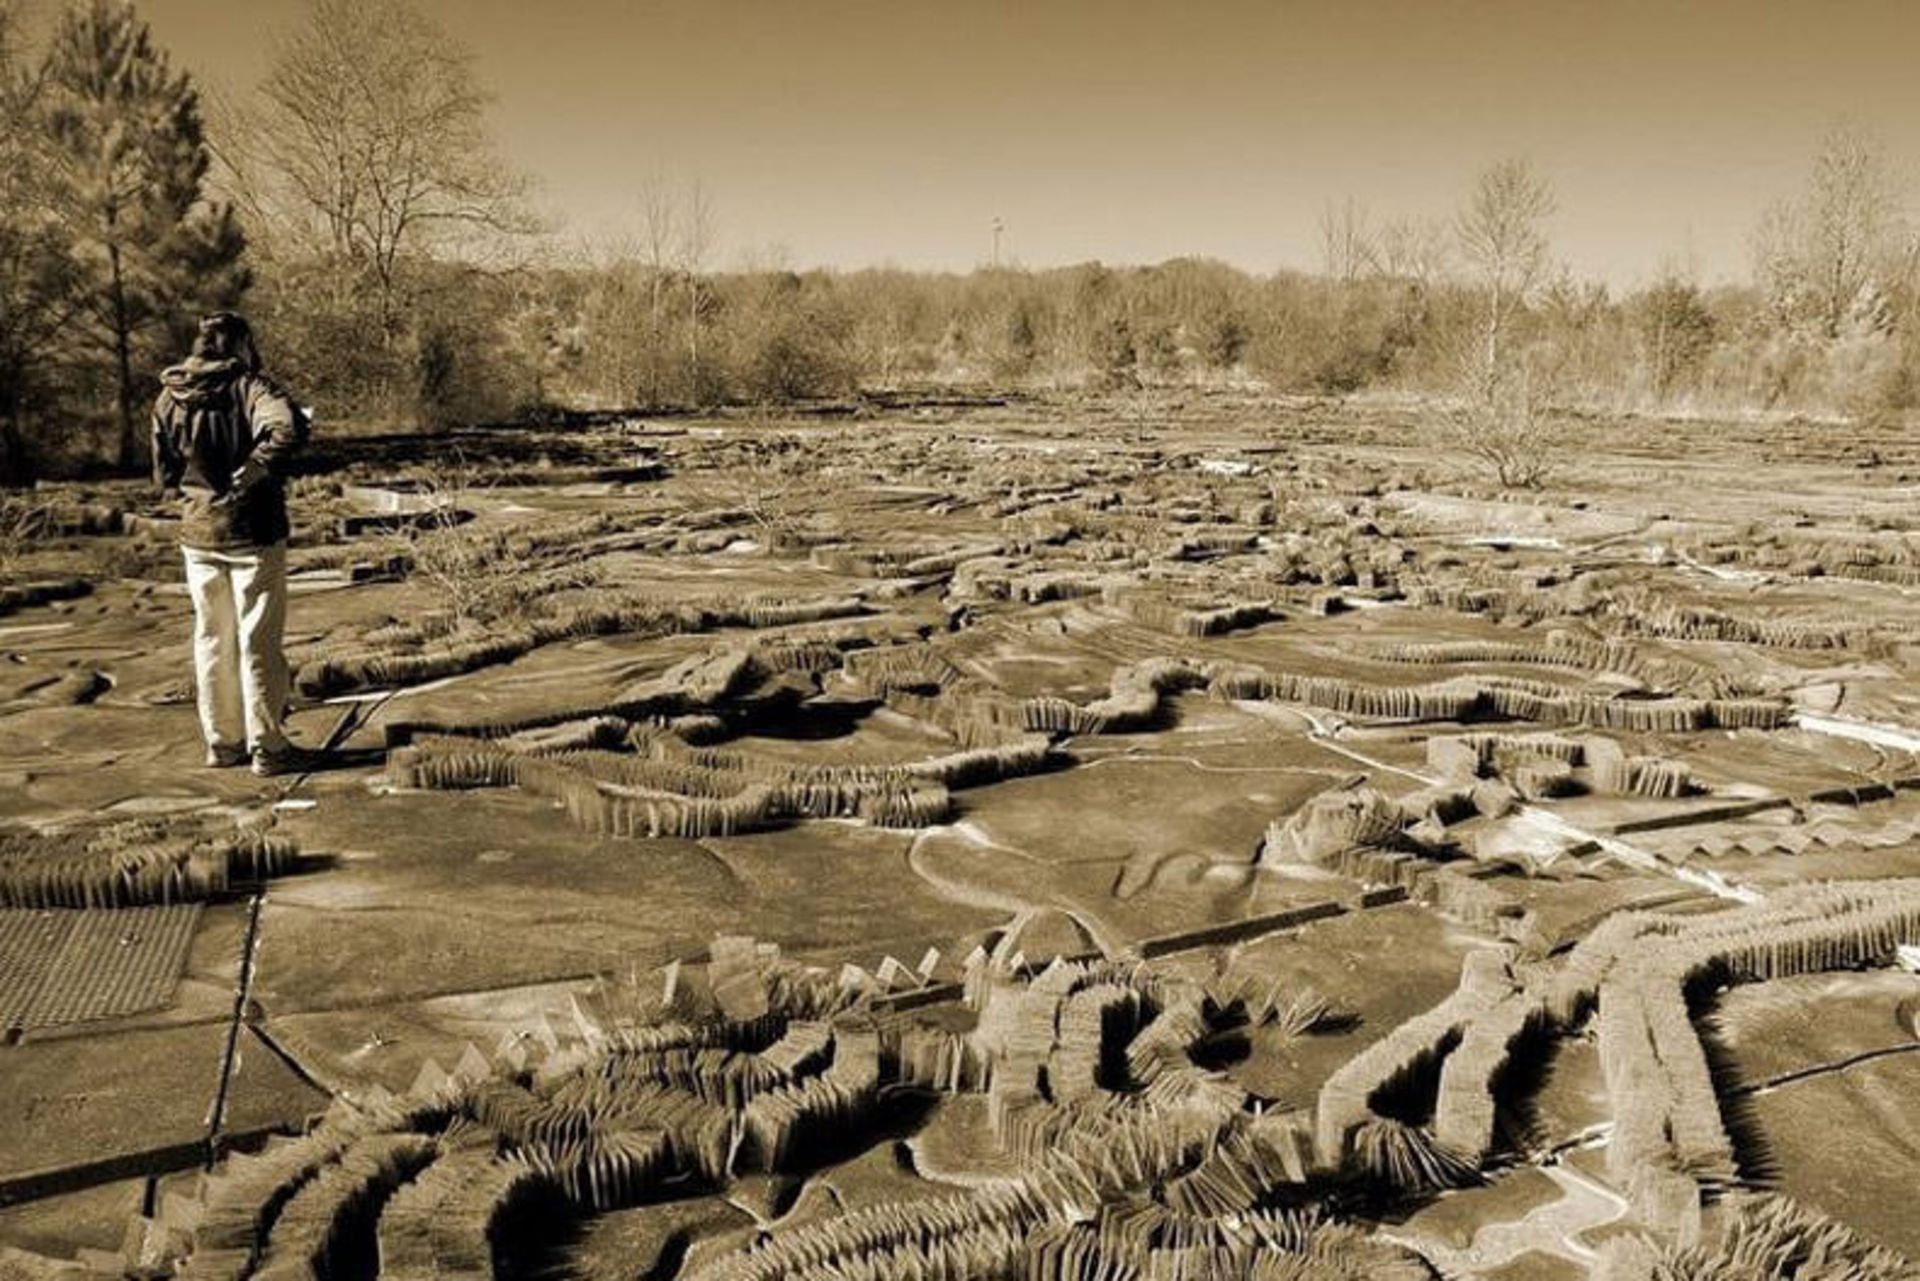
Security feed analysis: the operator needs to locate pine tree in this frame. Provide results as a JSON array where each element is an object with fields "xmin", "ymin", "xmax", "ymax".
[
  {"xmin": 42, "ymin": 0, "xmax": 249, "ymax": 470},
  {"xmin": 0, "ymin": 0, "xmax": 81, "ymax": 481}
]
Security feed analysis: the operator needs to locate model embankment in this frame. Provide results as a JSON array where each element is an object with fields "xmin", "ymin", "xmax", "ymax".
[
  {"xmin": 0, "ymin": 815, "xmax": 303, "ymax": 909},
  {"xmin": 102, "ymin": 863, "xmax": 1914, "ymax": 1281},
  {"xmin": 1405, "ymin": 572, "xmax": 1896, "ymax": 652},
  {"xmin": 11, "ymin": 903, "xmax": 1913, "ymax": 1281},
  {"xmin": 1593, "ymin": 1194, "xmax": 1916, "ymax": 1281},
  {"xmin": 113, "ymin": 861, "xmax": 1914, "ymax": 1281},
  {"xmin": 1300, "ymin": 880, "xmax": 1920, "ymax": 1243},
  {"xmin": 900, "ymin": 650, "xmax": 1787, "ymax": 742},
  {"xmin": 126, "ymin": 939, "xmax": 1449, "ymax": 1281},
  {"xmin": 295, "ymin": 594, "xmax": 872, "ymax": 698}
]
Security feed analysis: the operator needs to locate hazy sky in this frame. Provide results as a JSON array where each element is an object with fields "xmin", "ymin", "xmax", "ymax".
[{"xmin": 56, "ymin": 0, "xmax": 1920, "ymax": 286}]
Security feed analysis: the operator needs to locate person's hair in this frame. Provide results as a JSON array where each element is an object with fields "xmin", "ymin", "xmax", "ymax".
[{"xmin": 191, "ymin": 311, "xmax": 262, "ymax": 371}]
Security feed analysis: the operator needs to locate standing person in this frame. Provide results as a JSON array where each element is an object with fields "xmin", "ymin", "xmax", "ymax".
[{"xmin": 152, "ymin": 312, "xmax": 317, "ymax": 777}]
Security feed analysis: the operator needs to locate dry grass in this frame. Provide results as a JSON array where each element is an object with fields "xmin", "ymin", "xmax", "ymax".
[
  {"xmin": 400, "ymin": 456, "xmax": 602, "ymax": 632},
  {"xmin": 0, "ymin": 491, "xmax": 54, "ymax": 580}
]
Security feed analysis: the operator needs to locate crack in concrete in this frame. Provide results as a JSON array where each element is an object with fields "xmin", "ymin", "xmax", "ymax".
[
  {"xmin": 245, "ymin": 1020, "xmax": 337, "ymax": 1104},
  {"xmin": 1077, "ymin": 752, "xmax": 1356, "ymax": 777},
  {"xmin": 205, "ymin": 700, "xmax": 373, "ymax": 1159},
  {"xmin": 204, "ymin": 889, "xmax": 264, "ymax": 1158},
  {"xmin": 1727, "ymin": 1039, "xmax": 1920, "ymax": 1098}
]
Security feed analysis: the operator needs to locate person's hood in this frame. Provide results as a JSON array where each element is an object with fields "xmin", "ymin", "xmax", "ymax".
[{"xmin": 160, "ymin": 356, "xmax": 245, "ymax": 408}]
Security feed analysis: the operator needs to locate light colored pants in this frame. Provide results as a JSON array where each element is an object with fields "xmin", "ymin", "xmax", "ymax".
[{"xmin": 183, "ymin": 542, "xmax": 290, "ymax": 757}]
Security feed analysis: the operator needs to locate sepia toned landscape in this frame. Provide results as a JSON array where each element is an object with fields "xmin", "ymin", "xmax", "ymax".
[{"xmin": 3, "ymin": 1, "xmax": 1920, "ymax": 1279}]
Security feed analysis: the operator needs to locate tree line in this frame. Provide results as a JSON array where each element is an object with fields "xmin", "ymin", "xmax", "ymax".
[{"xmin": 2, "ymin": 0, "xmax": 1916, "ymax": 486}]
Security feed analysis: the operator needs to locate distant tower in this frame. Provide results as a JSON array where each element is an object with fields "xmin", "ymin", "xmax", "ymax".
[{"xmin": 991, "ymin": 217, "xmax": 1005, "ymax": 269}]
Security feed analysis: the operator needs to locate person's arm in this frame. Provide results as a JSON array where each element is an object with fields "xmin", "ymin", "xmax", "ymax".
[
  {"xmin": 234, "ymin": 374, "xmax": 308, "ymax": 488},
  {"xmin": 151, "ymin": 398, "xmax": 181, "ymax": 493}
]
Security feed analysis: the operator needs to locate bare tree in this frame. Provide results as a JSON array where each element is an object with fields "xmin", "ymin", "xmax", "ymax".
[
  {"xmin": 637, "ymin": 176, "xmax": 677, "ymax": 403},
  {"xmin": 678, "ymin": 181, "xmax": 714, "ymax": 396},
  {"xmin": 1755, "ymin": 123, "xmax": 1904, "ymax": 339},
  {"xmin": 402, "ymin": 457, "xmax": 509, "ymax": 631},
  {"xmin": 581, "ymin": 179, "xmax": 715, "ymax": 408},
  {"xmin": 229, "ymin": 0, "xmax": 532, "ymax": 336},
  {"xmin": 1318, "ymin": 197, "xmax": 1377, "ymax": 283},
  {"xmin": 1374, "ymin": 215, "xmax": 1451, "ymax": 288},
  {"xmin": 577, "ymin": 232, "xmax": 648, "ymax": 407},
  {"xmin": 673, "ymin": 425, "xmax": 811, "ymax": 547},
  {"xmin": 1456, "ymin": 158, "xmax": 1555, "ymax": 379},
  {"xmin": 1449, "ymin": 158, "xmax": 1560, "ymax": 487}
]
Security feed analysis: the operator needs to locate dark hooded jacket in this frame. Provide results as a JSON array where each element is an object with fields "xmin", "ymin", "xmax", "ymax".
[{"xmin": 151, "ymin": 357, "xmax": 308, "ymax": 549}]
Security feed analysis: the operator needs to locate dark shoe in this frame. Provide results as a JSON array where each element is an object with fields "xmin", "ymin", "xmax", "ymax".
[
  {"xmin": 251, "ymin": 743, "xmax": 328, "ymax": 778},
  {"xmin": 206, "ymin": 744, "xmax": 250, "ymax": 769}
]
